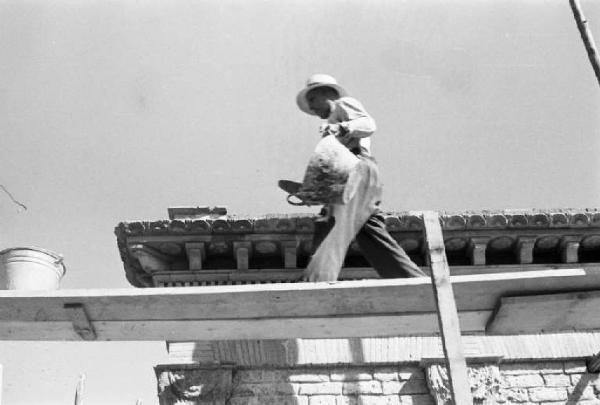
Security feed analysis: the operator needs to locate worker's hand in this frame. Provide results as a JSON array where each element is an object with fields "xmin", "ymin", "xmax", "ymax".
[{"xmin": 320, "ymin": 123, "xmax": 350, "ymax": 139}]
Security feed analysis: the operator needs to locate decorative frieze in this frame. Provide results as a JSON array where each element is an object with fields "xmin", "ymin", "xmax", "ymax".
[
  {"xmin": 561, "ymin": 236, "xmax": 581, "ymax": 264},
  {"xmin": 517, "ymin": 236, "xmax": 537, "ymax": 264},
  {"xmin": 115, "ymin": 208, "xmax": 600, "ymax": 287},
  {"xmin": 468, "ymin": 237, "xmax": 490, "ymax": 266},
  {"xmin": 185, "ymin": 243, "xmax": 205, "ymax": 270}
]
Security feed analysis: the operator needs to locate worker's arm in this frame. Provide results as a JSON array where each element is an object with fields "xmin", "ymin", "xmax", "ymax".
[{"xmin": 335, "ymin": 97, "xmax": 377, "ymax": 138}]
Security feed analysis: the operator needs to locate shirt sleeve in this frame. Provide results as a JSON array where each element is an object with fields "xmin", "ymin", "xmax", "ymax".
[{"xmin": 335, "ymin": 97, "xmax": 377, "ymax": 138}]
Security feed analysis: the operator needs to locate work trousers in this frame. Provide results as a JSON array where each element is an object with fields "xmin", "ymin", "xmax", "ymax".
[
  {"xmin": 313, "ymin": 212, "xmax": 425, "ymax": 279},
  {"xmin": 307, "ymin": 154, "xmax": 426, "ymax": 280}
]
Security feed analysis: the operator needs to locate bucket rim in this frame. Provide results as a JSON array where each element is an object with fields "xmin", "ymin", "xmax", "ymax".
[{"xmin": 0, "ymin": 246, "xmax": 66, "ymax": 274}]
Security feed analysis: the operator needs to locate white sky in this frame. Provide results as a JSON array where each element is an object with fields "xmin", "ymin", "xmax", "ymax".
[{"xmin": 0, "ymin": 0, "xmax": 599, "ymax": 403}]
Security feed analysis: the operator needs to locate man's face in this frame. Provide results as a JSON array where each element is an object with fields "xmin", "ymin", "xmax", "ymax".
[{"xmin": 306, "ymin": 87, "xmax": 335, "ymax": 119}]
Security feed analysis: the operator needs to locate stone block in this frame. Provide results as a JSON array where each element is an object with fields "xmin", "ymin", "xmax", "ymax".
[
  {"xmin": 398, "ymin": 367, "xmax": 425, "ymax": 381},
  {"xmin": 342, "ymin": 381, "xmax": 382, "ymax": 395},
  {"xmin": 373, "ymin": 372, "xmax": 399, "ymax": 382},
  {"xmin": 232, "ymin": 382, "xmax": 299, "ymax": 397},
  {"xmin": 504, "ymin": 374, "xmax": 545, "ymax": 388},
  {"xmin": 330, "ymin": 371, "xmax": 373, "ymax": 381},
  {"xmin": 399, "ymin": 378, "xmax": 429, "ymax": 395},
  {"xmin": 542, "ymin": 373, "xmax": 572, "ymax": 387},
  {"xmin": 228, "ymin": 395, "xmax": 309, "ymax": 405},
  {"xmin": 564, "ymin": 361, "xmax": 588, "ymax": 374},
  {"xmin": 289, "ymin": 373, "xmax": 331, "ymax": 383},
  {"xmin": 355, "ymin": 395, "xmax": 400, "ymax": 405},
  {"xmin": 382, "ymin": 381, "xmax": 404, "ymax": 395},
  {"xmin": 399, "ymin": 395, "xmax": 435, "ymax": 405},
  {"xmin": 501, "ymin": 362, "xmax": 563, "ymax": 375},
  {"xmin": 299, "ymin": 382, "xmax": 343, "ymax": 395},
  {"xmin": 499, "ymin": 387, "xmax": 529, "ymax": 402},
  {"xmin": 236, "ymin": 369, "xmax": 288, "ymax": 383},
  {"xmin": 309, "ymin": 395, "xmax": 339, "ymax": 405},
  {"xmin": 528, "ymin": 387, "xmax": 568, "ymax": 402}
]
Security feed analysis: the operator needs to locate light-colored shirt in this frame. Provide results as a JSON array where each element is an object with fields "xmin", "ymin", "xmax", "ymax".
[{"xmin": 327, "ymin": 96, "xmax": 376, "ymax": 156}]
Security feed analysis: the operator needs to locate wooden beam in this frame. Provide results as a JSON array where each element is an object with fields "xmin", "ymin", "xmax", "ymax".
[
  {"xmin": 64, "ymin": 303, "xmax": 96, "ymax": 341},
  {"xmin": 487, "ymin": 290, "xmax": 600, "ymax": 334},
  {"xmin": 0, "ymin": 267, "xmax": 598, "ymax": 341},
  {"xmin": 1, "ymin": 311, "xmax": 491, "ymax": 341},
  {"xmin": 569, "ymin": 0, "xmax": 600, "ymax": 87},
  {"xmin": 587, "ymin": 350, "xmax": 600, "ymax": 373},
  {"xmin": 423, "ymin": 211, "xmax": 473, "ymax": 405}
]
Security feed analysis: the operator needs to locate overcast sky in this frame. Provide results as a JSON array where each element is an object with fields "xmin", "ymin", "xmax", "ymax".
[{"xmin": 1, "ymin": 0, "xmax": 599, "ymax": 403}]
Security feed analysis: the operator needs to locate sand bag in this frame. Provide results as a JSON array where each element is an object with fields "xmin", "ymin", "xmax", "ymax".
[{"xmin": 281, "ymin": 135, "xmax": 361, "ymax": 206}]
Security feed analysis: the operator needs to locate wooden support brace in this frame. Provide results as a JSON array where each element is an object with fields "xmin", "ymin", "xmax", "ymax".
[
  {"xmin": 423, "ymin": 211, "xmax": 473, "ymax": 405},
  {"xmin": 233, "ymin": 242, "xmax": 252, "ymax": 270},
  {"xmin": 517, "ymin": 236, "xmax": 537, "ymax": 264},
  {"xmin": 561, "ymin": 236, "xmax": 581, "ymax": 264},
  {"xmin": 587, "ymin": 351, "xmax": 600, "ymax": 373},
  {"xmin": 64, "ymin": 303, "xmax": 96, "ymax": 341},
  {"xmin": 282, "ymin": 241, "xmax": 299, "ymax": 269},
  {"xmin": 185, "ymin": 242, "xmax": 206, "ymax": 270},
  {"xmin": 468, "ymin": 237, "xmax": 490, "ymax": 266}
]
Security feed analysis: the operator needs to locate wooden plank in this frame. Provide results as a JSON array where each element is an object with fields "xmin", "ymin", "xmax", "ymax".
[
  {"xmin": 64, "ymin": 303, "xmax": 96, "ymax": 341},
  {"xmin": 0, "ymin": 268, "xmax": 595, "ymax": 323},
  {"xmin": 423, "ymin": 211, "xmax": 473, "ymax": 405},
  {"xmin": 0, "ymin": 268, "xmax": 598, "ymax": 341},
  {"xmin": 487, "ymin": 290, "xmax": 600, "ymax": 334},
  {"xmin": 0, "ymin": 311, "xmax": 491, "ymax": 341}
]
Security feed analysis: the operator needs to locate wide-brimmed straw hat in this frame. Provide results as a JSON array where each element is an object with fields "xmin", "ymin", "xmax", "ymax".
[{"xmin": 296, "ymin": 74, "xmax": 348, "ymax": 115}]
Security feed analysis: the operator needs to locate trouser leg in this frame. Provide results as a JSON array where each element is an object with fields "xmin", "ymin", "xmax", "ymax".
[
  {"xmin": 304, "ymin": 162, "xmax": 378, "ymax": 281},
  {"xmin": 356, "ymin": 213, "xmax": 426, "ymax": 278}
]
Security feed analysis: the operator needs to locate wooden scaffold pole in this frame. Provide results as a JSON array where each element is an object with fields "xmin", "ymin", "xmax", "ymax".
[
  {"xmin": 569, "ymin": 0, "xmax": 600, "ymax": 87},
  {"xmin": 74, "ymin": 374, "xmax": 85, "ymax": 405}
]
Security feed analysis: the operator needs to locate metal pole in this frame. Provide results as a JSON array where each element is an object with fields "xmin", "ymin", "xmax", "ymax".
[{"xmin": 569, "ymin": 0, "xmax": 600, "ymax": 87}]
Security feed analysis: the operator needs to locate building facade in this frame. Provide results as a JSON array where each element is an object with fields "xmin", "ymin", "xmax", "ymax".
[{"xmin": 116, "ymin": 207, "xmax": 600, "ymax": 404}]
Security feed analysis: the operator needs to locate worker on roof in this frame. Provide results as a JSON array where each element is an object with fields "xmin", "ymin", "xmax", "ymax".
[{"xmin": 296, "ymin": 74, "xmax": 426, "ymax": 281}]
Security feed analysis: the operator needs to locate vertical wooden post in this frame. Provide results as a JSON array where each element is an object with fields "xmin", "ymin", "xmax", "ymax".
[
  {"xmin": 0, "ymin": 364, "xmax": 3, "ymax": 405},
  {"xmin": 423, "ymin": 211, "xmax": 473, "ymax": 405},
  {"xmin": 569, "ymin": 0, "xmax": 600, "ymax": 87},
  {"xmin": 74, "ymin": 374, "xmax": 85, "ymax": 405}
]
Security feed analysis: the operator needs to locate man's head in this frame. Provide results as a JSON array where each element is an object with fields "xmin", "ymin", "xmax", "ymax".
[
  {"xmin": 297, "ymin": 74, "xmax": 348, "ymax": 117},
  {"xmin": 306, "ymin": 86, "xmax": 340, "ymax": 119}
]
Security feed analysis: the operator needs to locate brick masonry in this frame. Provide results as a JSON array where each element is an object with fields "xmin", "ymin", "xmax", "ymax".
[{"xmin": 156, "ymin": 360, "xmax": 600, "ymax": 404}]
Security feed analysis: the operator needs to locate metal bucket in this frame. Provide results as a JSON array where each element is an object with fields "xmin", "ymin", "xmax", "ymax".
[
  {"xmin": 291, "ymin": 135, "xmax": 361, "ymax": 206},
  {"xmin": 0, "ymin": 247, "xmax": 66, "ymax": 290}
]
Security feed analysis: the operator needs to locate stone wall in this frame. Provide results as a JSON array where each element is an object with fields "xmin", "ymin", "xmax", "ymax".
[{"xmin": 155, "ymin": 360, "xmax": 600, "ymax": 405}]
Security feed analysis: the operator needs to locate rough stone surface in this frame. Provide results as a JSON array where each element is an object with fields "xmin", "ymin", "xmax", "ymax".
[
  {"xmin": 155, "ymin": 361, "xmax": 600, "ymax": 405},
  {"xmin": 341, "ymin": 381, "xmax": 382, "ymax": 395},
  {"xmin": 330, "ymin": 371, "xmax": 373, "ymax": 381},
  {"xmin": 504, "ymin": 374, "xmax": 546, "ymax": 388},
  {"xmin": 528, "ymin": 386, "xmax": 568, "ymax": 402},
  {"xmin": 309, "ymin": 395, "xmax": 337, "ymax": 405},
  {"xmin": 299, "ymin": 382, "xmax": 343, "ymax": 396}
]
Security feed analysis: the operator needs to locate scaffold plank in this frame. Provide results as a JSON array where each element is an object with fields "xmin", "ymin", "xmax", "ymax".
[
  {"xmin": 487, "ymin": 290, "xmax": 600, "ymax": 334},
  {"xmin": 0, "ymin": 267, "xmax": 598, "ymax": 341}
]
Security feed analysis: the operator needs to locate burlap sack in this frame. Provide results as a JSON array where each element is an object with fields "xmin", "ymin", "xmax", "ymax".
[{"xmin": 294, "ymin": 135, "xmax": 361, "ymax": 205}]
